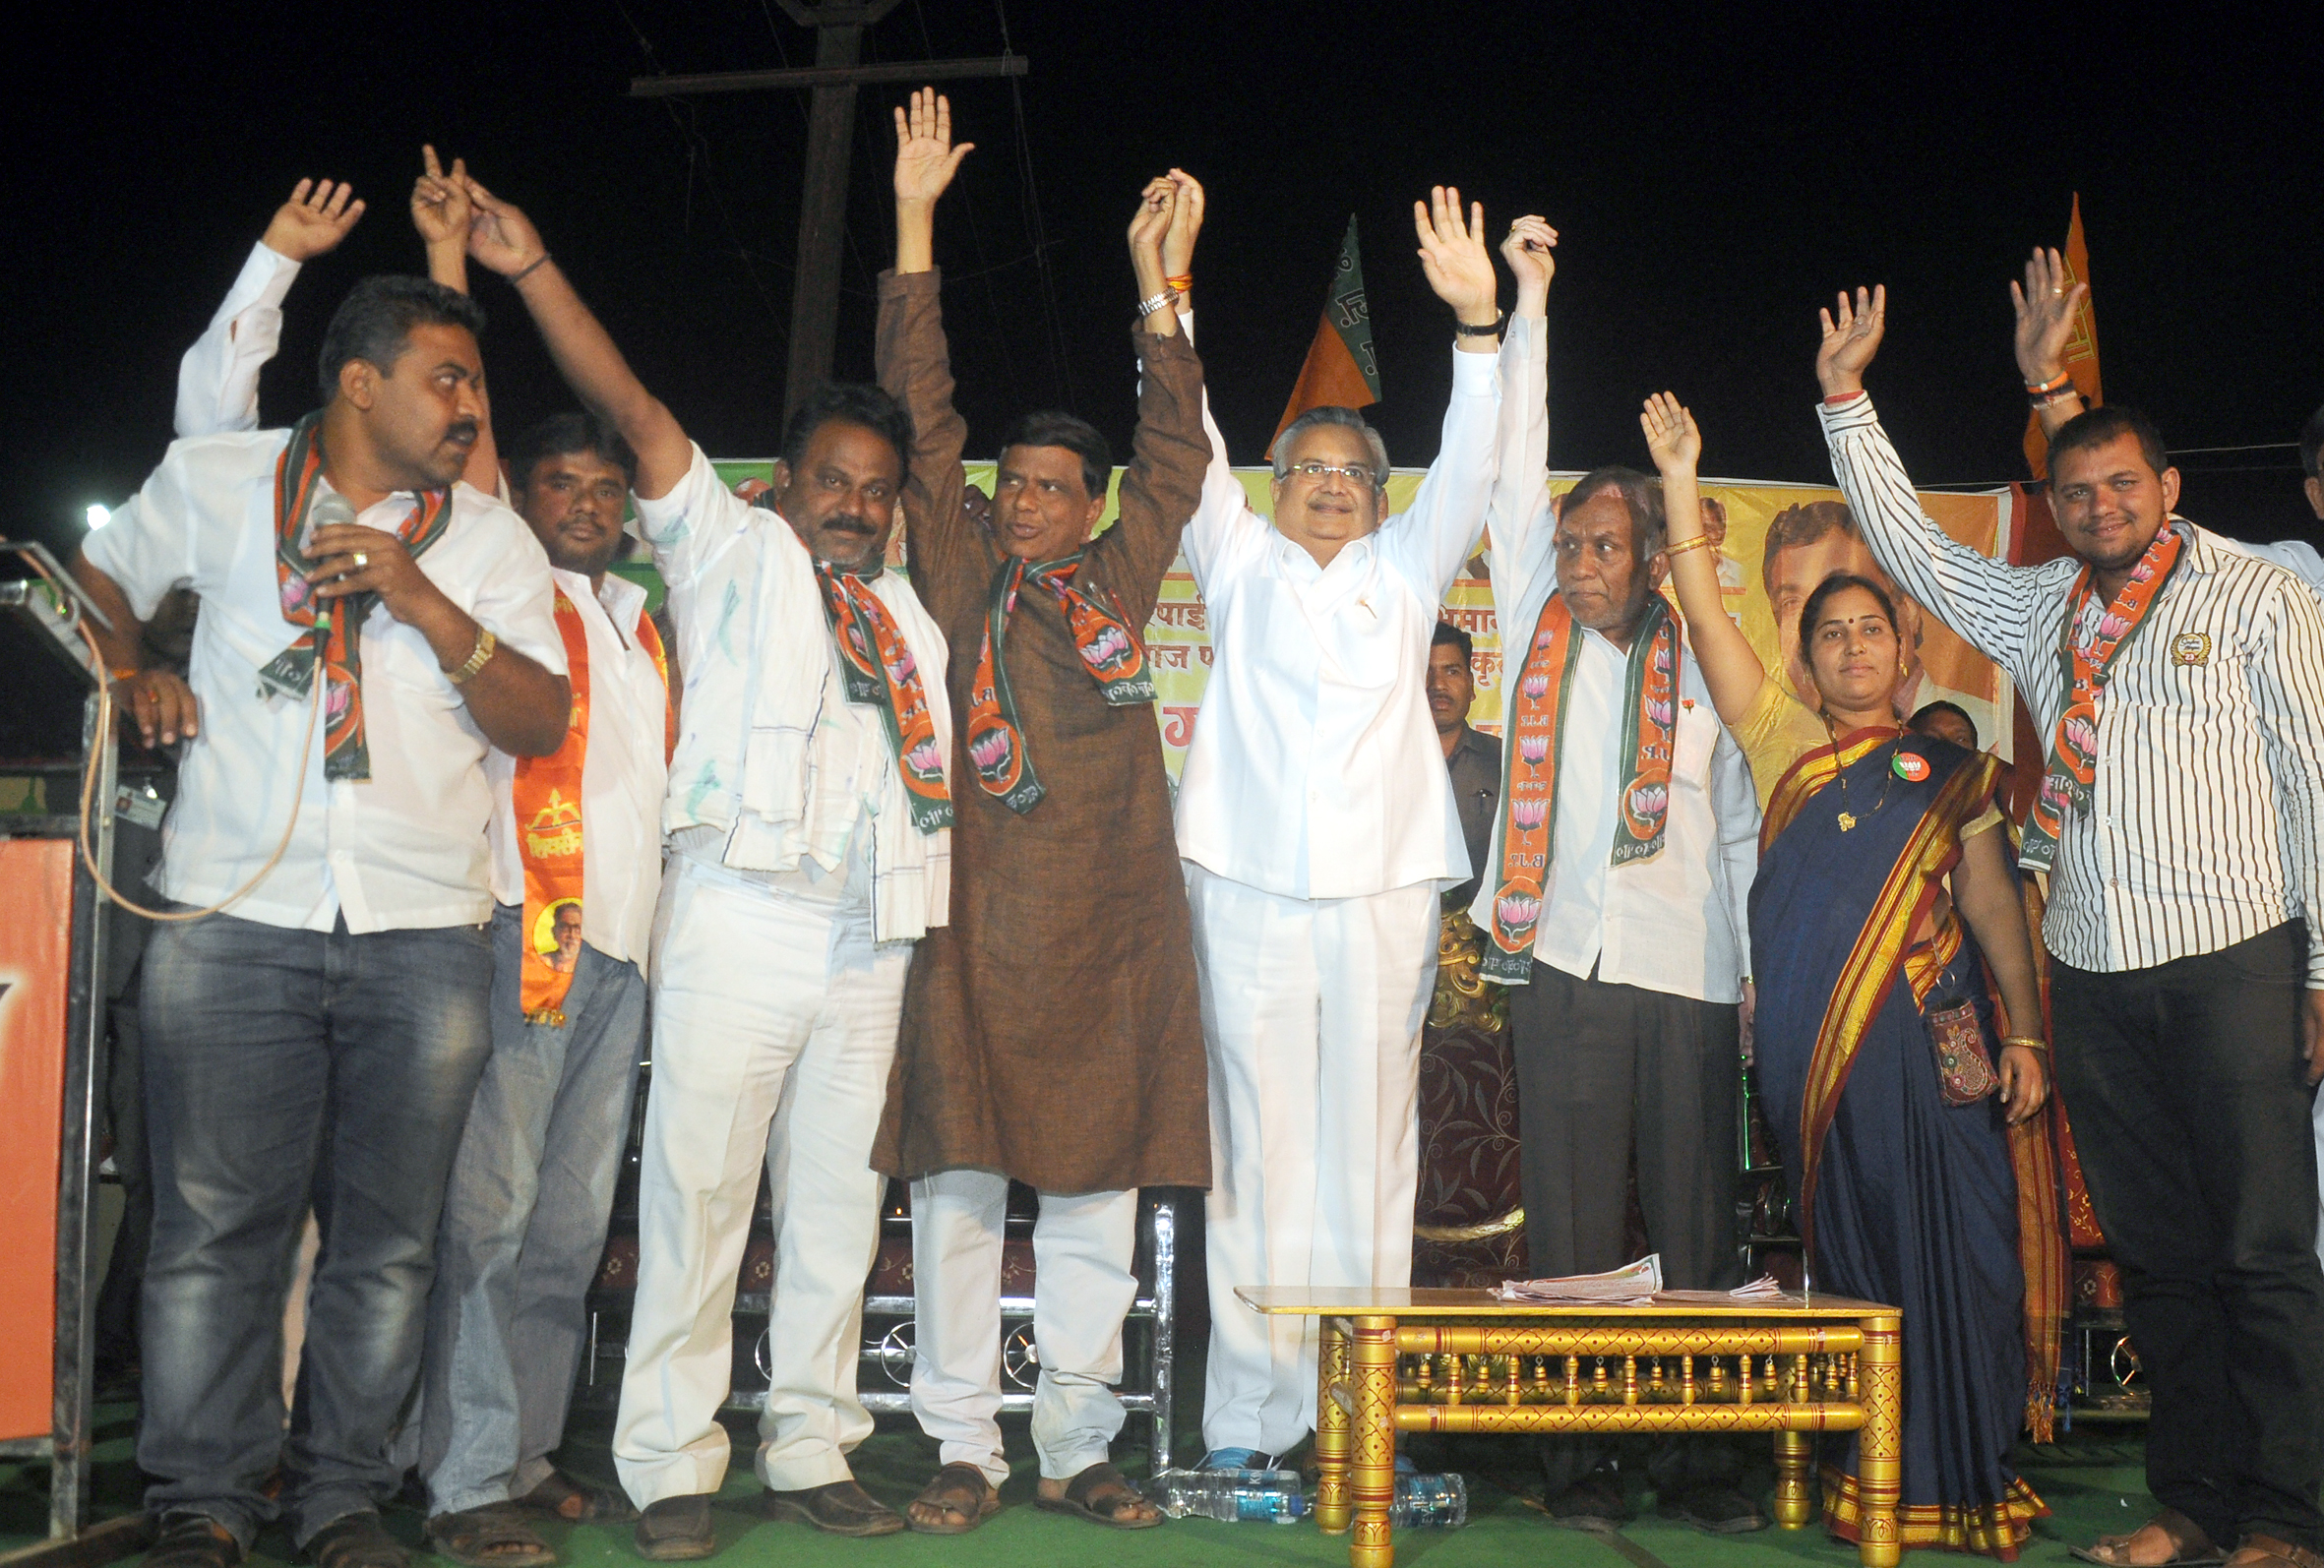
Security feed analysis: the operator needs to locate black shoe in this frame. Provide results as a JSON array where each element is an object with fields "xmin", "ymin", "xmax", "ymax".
[
  {"xmin": 146, "ymin": 1515, "xmax": 245, "ymax": 1568},
  {"xmin": 1662, "ymin": 1482, "xmax": 1769, "ymax": 1534},
  {"xmin": 633, "ymin": 1496, "xmax": 716, "ymax": 1562},
  {"xmin": 303, "ymin": 1510, "xmax": 409, "ymax": 1568},
  {"xmin": 1545, "ymin": 1471, "xmax": 1626, "ymax": 1532},
  {"xmin": 763, "ymin": 1480, "xmax": 906, "ymax": 1538}
]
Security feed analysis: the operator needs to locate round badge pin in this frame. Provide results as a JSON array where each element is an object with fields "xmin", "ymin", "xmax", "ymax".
[{"xmin": 1892, "ymin": 752, "xmax": 1931, "ymax": 782}]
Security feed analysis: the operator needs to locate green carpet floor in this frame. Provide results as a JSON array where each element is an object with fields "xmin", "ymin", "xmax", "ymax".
[{"xmin": 1, "ymin": 1396, "xmax": 2163, "ymax": 1568}]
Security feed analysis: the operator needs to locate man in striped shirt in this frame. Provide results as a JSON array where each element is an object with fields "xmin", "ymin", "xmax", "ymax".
[{"xmin": 1814, "ymin": 285, "xmax": 2324, "ymax": 1568}]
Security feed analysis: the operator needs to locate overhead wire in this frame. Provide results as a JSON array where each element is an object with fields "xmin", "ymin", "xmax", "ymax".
[
  {"xmin": 908, "ymin": 0, "xmax": 1025, "ymax": 396},
  {"xmin": 992, "ymin": 0, "xmax": 1075, "ymax": 408}
]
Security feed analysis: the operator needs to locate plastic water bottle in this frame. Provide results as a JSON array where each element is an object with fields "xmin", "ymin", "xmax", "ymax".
[
  {"xmin": 1392, "ymin": 1472, "xmax": 1469, "ymax": 1528},
  {"xmin": 1147, "ymin": 1468, "xmax": 1309, "ymax": 1524}
]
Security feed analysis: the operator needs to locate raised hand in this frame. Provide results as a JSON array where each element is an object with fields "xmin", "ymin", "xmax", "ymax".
[
  {"xmin": 1640, "ymin": 392, "xmax": 1701, "ymax": 476},
  {"xmin": 1129, "ymin": 181, "xmax": 1174, "ymax": 268},
  {"xmin": 1414, "ymin": 186, "xmax": 1498, "ymax": 328},
  {"xmin": 892, "ymin": 88, "xmax": 973, "ymax": 206},
  {"xmin": 262, "ymin": 178, "xmax": 366, "ymax": 263},
  {"xmin": 411, "ymin": 147, "xmax": 474, "ymax": 249},
  {"xmin": 1162, "ymin": 168, "xmax": 1204, "ymax": 281},
  {"xmin": 459, "ymin": 174, "xmax": 549, "ymax": 277},
  {"xmin": 1815, "ymin": 284, "xmax": 1886, "ymax": 398},
  {"xmin": 2009, "ymin": 246, "xmax": 2088, "ymax": 387},
  {"xmin": 1499, "ymin": 214, "xmax": 1558, "ymax": 310}
]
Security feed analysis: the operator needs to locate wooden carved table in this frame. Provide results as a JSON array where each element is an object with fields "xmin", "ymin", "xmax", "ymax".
[{"xmin": 1235, "ymin": 1287, "xmax": 1902, "ymax": 1568}]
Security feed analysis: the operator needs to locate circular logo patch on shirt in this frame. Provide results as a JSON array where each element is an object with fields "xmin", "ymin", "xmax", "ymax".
[
  {"xmin": 1892, "ymin": 752, "xmax": 1931, "ymax": 782},
  {"xmin": 2171, "ymin": 632, "xmax": 2212, "ymax": 666}
]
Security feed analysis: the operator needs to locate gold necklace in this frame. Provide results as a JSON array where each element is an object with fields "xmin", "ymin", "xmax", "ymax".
[{"xmin": 1825, "ymin": 721, "xmax": 1904, "ymax": 832}]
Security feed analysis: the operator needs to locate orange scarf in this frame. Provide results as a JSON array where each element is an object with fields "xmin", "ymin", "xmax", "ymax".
[
  {"xmin": 513, "ymin": 587, "xmax": 672, "ymax": 1026},
  {"xmin": 2021, "ymin": 523, "xmax": 2185, "ymax": 873},
  {"xmin": 816, "ymin": 563, "xmax": 952, "ymax": 834},
  {"xmin": 1483, "ymin": 593, "xmax": 1680, "ymax": 983},
  {"xmin": 965, "ymin": 553, "xmax": 1153, "ymax": 814}
]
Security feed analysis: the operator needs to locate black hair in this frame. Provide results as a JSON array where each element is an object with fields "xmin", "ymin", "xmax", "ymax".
[
  {"xmin": 1909, "ymin": 699, "xmax": 1978, "ymax": 749},
  {"xmin": 1799, "ymin": 572, "xmax": 1899, "ymax": 651},
  {"xmin": 506, "ymin": 412, "xmax": 638, "ymax": 493},
  {"xmin": 2300, "ymin": 404, "xmax": 2324, "ymax": 482},
  {"xmin": 1001, "ymin": 410, "xmax": 1113, "ymax": 501},
  {"xmin": 1759, "ymin": 500, "xmax": 1858, "ymax": 594},
  {"xmin": 1431, "ymin": 620, "xmax": 1473, "ymax": 665},
  {"xmin": 317, "ymin": 275, "xmax": 488, "ymax": 402},
  {"xmin": 2048, "ymin": 403, "xmax": 2169, "ymax": 483},
  {"xmin": 1561, "ymin": 464, "xmax": 1667, "ymax": 558},
  {"xmin": 778, "ymin": 383, "xmax": 914, "ymax": 478}
]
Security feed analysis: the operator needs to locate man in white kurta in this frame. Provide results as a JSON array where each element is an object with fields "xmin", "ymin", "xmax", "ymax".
[
  {"xmin": 462, "ymin": 176, "xmax": 952, "ymax": 1549},
  {"xmin": 1175, "ymin": 187, "xmax": 1504, "ymax": 1467},
  {"xmin": 1473, "ymin": 253, "xmax": 1763, "ymax": 1530}
]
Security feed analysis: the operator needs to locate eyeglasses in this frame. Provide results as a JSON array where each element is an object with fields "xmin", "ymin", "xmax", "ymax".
[{"xmin": 1284, "ymin": 460, "xmax": 1377, "ymax": 486}]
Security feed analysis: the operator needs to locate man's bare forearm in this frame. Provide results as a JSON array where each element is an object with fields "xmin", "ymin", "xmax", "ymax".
[{"xmin": 510, "ymin": 260, "xmax": 691, "ymax": 497}]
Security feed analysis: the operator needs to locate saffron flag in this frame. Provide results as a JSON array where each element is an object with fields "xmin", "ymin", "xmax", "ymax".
[
  {"xmin": 1272, "ymin": 214, "xmax": 1381, "ymax": 452},
  {"xmin": 2023, "ymin": 194, "xmax": 2103, "ymax": 480}
]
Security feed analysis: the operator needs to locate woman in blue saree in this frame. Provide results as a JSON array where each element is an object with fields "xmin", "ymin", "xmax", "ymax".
[{"xmin": 1645, "ymin": 394, "xmax": 2058, "ymax": 1558}]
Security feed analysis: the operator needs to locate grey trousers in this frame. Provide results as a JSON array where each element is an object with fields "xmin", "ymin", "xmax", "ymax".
[
  {"xmin": 1508, "ymin": 960, "xmax": 1743, "ymax": 1493},
  {"xmin": 416, "ymin": 906, "xmax": 646, "ymax": 1516}
]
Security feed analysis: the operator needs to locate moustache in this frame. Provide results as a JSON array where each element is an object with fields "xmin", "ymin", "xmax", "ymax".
[
  {"xmin": 446, "ymin": 419, "xmax": 480, "ymax": 446},
  {"xmin": 821, "ymin": 517, "xmax": 876, "ymax": 536}
]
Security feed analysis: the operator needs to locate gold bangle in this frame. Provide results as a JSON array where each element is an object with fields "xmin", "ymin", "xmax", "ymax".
[
  {"xmin": 1664, "ymin": 534, "xmax": 1716, "ymax": 560},
  {"xmin": 1999, "ymin": 1035, "xmax": 2048, "ymax": 1054},
  {"xmin": 448, "ymin": 627, "xmax": 497, "ymax": 686}
]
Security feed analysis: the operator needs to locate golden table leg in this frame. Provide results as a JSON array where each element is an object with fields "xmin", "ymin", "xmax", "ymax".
[
  {"xmin": 1773, "ymin": 1425, "xmax": 1814, "ymax": 1528},
  {"xmin": 1315, "ymin": 1318, "xmax": 1353, "ymax": 1534},
  {"xmin": 1856, "ymin": 1313, "xmax": 1903, "ymax": 1568},
  {"xmin": 1350, "ymin": 1316, "xmax": 1396, "ymax": 1568}
]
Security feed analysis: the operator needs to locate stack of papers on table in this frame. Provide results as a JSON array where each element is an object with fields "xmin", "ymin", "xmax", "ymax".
[{"xmin": 1494, "ymin": 1257, "xmax": 1792, "ymax": 1306}]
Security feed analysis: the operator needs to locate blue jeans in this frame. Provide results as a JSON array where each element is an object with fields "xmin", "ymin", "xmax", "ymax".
[
  {"xmin": 138, "ymin": 911, "xmax": 495, "ymax": 1549},
  {"xmin": 417, "ymin": 905, "xmax": 645, "ymax": 1516}
]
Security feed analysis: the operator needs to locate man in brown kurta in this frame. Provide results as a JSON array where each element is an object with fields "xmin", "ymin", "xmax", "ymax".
[{"xmin": 868, "ymin": 91, "xmax": 1210, "ymax": 1534}]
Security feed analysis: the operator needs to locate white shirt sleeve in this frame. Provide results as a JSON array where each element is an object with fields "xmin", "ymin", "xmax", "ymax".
[
  {"xmin": 176, "ymin": 243, "xmax": 301, "ymax": 439},
  {"xmin": 461, "ymin": 501, "xmax": 569, "ymax": 678},
  {"xmin": 634, "ymin": 442, "xmax": 753, "ymax": 577},
  {"xmin": 1173, "ymin": 309, "xmax": 1265, "ymax": 594},
  {"xmin": 2243, "ymin": 576, "xmax": 2324, "ymax": 984},
  {"xmin": 1818, "ymin": 392, "xmax": 2048, "ymax": 686},
  {"xmin": 1377, "ymin": 344, "xmax": 1501, "ymax": 599},
  {"xmin": 1708, "ymin": 719, "xmax": 1760, "ymax": 982},
  {"xmin": 82, "ymin": 444, "xmax": 204, "ymax": 620},
  {"xmin": 1486, "ymin": 314, "xmax": 1555, "ymax": 599}
]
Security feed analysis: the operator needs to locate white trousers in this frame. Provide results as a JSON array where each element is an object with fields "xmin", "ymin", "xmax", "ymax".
[
  {"xmin": 908, "ymin": 1171, "xmax": 1139, "ymax": 1484},
  {"xmin": 613, "ymin": 856, "xmax": 909, "ymax": 1503},
  {"xmin": 1185, "ymin": 865, "xmax": 1437, "ymax": 1456}
]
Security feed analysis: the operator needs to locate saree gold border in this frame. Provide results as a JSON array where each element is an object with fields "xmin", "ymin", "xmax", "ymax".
[
  {"xmin": 1759, "ymin": 729, "xmax": 1894, "ymax": 851},
  {"xmin": 1822, "ymin": 1467, "xmax": 2048, "ymax": 1556},
  {"xmin": 1797, "ymin": 757, "xmax": 1996, "ymax": 1256}
]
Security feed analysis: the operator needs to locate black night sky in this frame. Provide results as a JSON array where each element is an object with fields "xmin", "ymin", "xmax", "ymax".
[{"xmin": 11, "ymin": 1, "xmax": 2321, "ymax": 563}]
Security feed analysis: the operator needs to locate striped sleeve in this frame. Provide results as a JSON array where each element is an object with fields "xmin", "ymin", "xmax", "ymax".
[
  {"xmin": 2246, "ymin": 575, "xmax": 2324, "ymax": 984},
  {"xmin": 1817, "ymin": 392, "xmax": 2049, "ymax": 692}
]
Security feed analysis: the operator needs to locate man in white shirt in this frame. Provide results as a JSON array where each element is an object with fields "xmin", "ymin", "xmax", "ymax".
[
  {"xmin": 1175, "ymin": 185, "xmax": 1503, "ymax": 1469},
  {"xmin": 70, "ymin": 272, "xmax": 570, "ymax": 1568},
  {"xmin": 153, "ymin": 176, "xmax": 672, "ymax": 1562},
  {"xmin": 456, "ymin": 173, "xmax": 951, "ymax": 1552},
  {"xmin": 1823, "ymin": 282, "xmax": 2324, "ymax": 1568},
  {"xmin": 1477, "ymin": 219, "xmax": 1762, "ymax": 1534},
  {"xmin": 413, "ymin": 413, "xmax": 673, "ymax": 1565}
]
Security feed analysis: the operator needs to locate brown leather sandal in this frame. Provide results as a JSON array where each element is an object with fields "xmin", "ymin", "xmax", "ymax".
[
  {"xmin": 1033, "ymin": 1462, "xmax": 1162, "ymax": 1530},
  {"xmin": 905, "ymin": 1463, "xmax": 1001, "ymax": 1536},
  {"xmin": 2070, "ymin": 1508, "xmax": 2226, "ymax": 1567},
  {"xmin": 2226, "ymin": 1538, "xmax": 2324, "ymax": 1568},
  {"xmin": 423, "ymin": 1506, "xmax": 555, "ymax": 1568},
  {"xmin": 511, "ymin": 1472, "xmax": 637, "ymax": 1525}
]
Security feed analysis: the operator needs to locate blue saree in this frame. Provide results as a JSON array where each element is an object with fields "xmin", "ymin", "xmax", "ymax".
[{"xmin": 1749, "ymin": 729, "xmax": 2051, "ymax": 1558}]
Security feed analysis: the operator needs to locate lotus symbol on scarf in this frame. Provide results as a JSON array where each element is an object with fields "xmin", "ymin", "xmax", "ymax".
[
  {"xmin": 1521, "ymin": 671, "xmax": 1552, "ymax": 699},
  {"xmin": 1518, "ymin": 734, "xmax": 1550, "ymax": 765},
  {"xmin": 2040, "ymin": 774, "xmax": 2071, "ymax": 812},
  {"xmin": 905, "ymin": 739, "xmax": 944, "ymax": 775},
  {"xmin": 2098, "ymin": 612, "xmax": 2129, "ymax": 640},
  {"xmin": 1653, "ymin": 643, "xmax": 1673, "ymax": 673},
  {"xmin": 280, "ymin": 575, "xmax": 311, "ymax": 614},
  {"xmin": 968, "ymin": 728, "xmax": 1013, "ymax": 773},
  {"xmin": 1647, "ymin": 697, "xmax": 1674, "ymax": 729},
  {"xmin": 1509, "ymin": 797, "xmax": 1549, "ymax": 830},
  {"xmin": 887, "ymin": 648, "xmax": 919, "ymax": 684},
  {"xmin": 1087, "ymin": 624, "xmax": 1132, "ymax": 667},
  {"xmin": 1536, "ymin": 630, "xmax": 1559, "ymax": 651},
  {"xmin": 325, "ymin": 683, "xmax": 352, "ymax": 721},
  {"xmin": 1497, "ymin": 893, "xmax": 1541, "ymax": 932},
  {"xmin": 2064, "ymin": 715, "xmax": 2098, "ymax": 756},
  {"xmin": 1628, "ymin": 782, "xmax": 1668, "ymax": 820}
]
